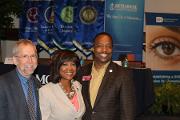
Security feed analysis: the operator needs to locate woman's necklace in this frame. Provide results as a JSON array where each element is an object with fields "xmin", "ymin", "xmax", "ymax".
[{"xmin": 59, "ymin": 81, "xmax": 76, "ymax": 100}]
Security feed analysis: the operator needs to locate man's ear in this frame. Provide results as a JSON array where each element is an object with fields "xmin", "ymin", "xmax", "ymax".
[{"xmin": 12, "ymin": 56, "xmax": 17, "ymax": 65}]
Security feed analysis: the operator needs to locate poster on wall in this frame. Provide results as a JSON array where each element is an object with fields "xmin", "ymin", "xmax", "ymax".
[
  {"xmin": 145, "ymin": 12, "xmax": 180, "ymax": 83},
  {"xmin": 105, "ymin": 0, "xmax": 145, "ymax": 60}
]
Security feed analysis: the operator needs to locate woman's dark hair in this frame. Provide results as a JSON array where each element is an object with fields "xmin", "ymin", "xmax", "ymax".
[{"xmin": 49, "ymin": 50, "xmax": 80, "ymax": 83}]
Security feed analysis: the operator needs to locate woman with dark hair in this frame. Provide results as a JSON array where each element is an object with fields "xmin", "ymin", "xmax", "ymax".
[{"xmin": 39, "ymin": 50, "xmax": 85, "ymax": 120}]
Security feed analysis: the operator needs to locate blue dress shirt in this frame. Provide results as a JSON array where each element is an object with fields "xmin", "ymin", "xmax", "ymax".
[{"xmin": 16, "ymin": 69, "xmax": 37, "ymax": 117}]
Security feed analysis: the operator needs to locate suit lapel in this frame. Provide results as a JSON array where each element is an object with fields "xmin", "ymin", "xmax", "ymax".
[
  {"xmin": 81, "ymin": 64, "xmax": 93, "ymax": 110},
  {"xmin": 10, "ymin": 70, "xmax": 41, "ymax": 120},
  {"xmin": 81, "ymin": 63, "xmax": 114, "ymax": 109},
  {"xmin": 9, "ymin": 70, "xmax": 29, "ymax": 119},
  {"xmin": 93, "ymin": 62, "xmax": 113, "ymax": 108}
]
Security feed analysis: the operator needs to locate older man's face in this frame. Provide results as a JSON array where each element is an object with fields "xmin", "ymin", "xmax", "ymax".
[
  {"xmin": 13, "ymin": 44, "xmax": 38, "ymax": 78},
  {"xmin": 93, "ymin": 35, "xmax": 113, "ymax": 64}
]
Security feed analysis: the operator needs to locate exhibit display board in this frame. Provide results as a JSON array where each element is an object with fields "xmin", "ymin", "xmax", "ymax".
[
  {"xmin": 105, "ymin": 0, "xmax": 145, "ymax": 60},
  {"xmin": 145, "ymin": 12, "xmax": 180, "ymax": 83}
]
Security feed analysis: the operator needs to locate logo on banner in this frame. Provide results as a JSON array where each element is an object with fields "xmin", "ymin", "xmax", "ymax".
[
  {"xmin": 45, "ymin": 6, "xmax": 55, "ymax": 23},
  {"xmin": 80, "ymin": 6, "xmax": 97, "ymax": 24},
  {"xmin": 35, "ymin": 74, "xmax": 50, "ymax": 85},
  {"xmin": 156, "ymin": 17, "xmax": 163, "ymax": 23},
  {"xmin": 27, "ymin": 7, "xmax": 38, "ymax": 23},
  {"xmin": 60, "ymin": 6, "xmax": 73, "ymax": 23}
]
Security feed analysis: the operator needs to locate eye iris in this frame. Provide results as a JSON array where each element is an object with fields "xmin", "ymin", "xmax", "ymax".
[{"xmin": 161, "ymin": 42, "xmax": 175, "ymax": 55}]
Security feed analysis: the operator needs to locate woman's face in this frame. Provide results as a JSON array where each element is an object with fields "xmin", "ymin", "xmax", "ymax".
[
  {"xmin": 59, "ymin": 61, "xmax": 77, "ymax": 81},
  {"xmin": 145, "ymin": 26, "xmax": 180, "ymax": 70}
]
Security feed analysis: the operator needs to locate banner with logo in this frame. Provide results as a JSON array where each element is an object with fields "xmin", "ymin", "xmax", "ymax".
[
  {"xmin": 19, "ymin": 0, "xmax": 55, "ymax": 54},
  {"xmin": 53, "ymin": 0, "xmax": 104, "ymax": 56},
  {"xmin": 19, "ymin": 0, "xmax": 105, "ymax": 57},
  {"xmin": 105, "ymin": 0, "xmax": 145, "ymax": 60},
  {"xmin": 145, "ymin": 12, "xmax": 180, "ymax": 83},
  {"xmin": 19, "ymin": 1, "xmax": 39, "ymax": 42}
]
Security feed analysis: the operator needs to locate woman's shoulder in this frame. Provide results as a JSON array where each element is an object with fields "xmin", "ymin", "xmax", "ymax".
[
  {"xmin": 73, "ymin": 80, "xmax": 81, "ymax": 85},
  {"xmin": 40, "ymin": 82, "xmax": 57, "ymax": 91},
  {"xmin": 73, "ymin": 80, "xmax": 82, "ymax": 89}
]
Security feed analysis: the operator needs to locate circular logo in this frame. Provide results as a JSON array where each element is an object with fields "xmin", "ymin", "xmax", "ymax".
[
  {"xmin": 44, "ymin": 6, "xmax": 55, "ymax": 23},
  {"xmin": 27, "ymin": 7, "xmax": 38, "ymax": 23},
  {"xmin": 60, "ymin": 6, "xmax": 73, "ymax": 23},
  {"xmin": 79, "ymin": 6, "xmax": 97, "ymax": 24}
]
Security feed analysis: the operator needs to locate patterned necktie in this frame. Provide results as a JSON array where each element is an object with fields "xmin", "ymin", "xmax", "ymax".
[{"xmin": 27, "ymin": 79, "xmax": 36, "ymax": 120}]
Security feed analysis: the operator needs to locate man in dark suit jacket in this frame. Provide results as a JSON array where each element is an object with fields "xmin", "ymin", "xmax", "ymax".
[
  {"xmin": 77, "ymin": 32, "xmax": 135, "ymax": 120},
  {"xmin": 0, "ymin": 40, "xmax": 41, "ymax": 120}
]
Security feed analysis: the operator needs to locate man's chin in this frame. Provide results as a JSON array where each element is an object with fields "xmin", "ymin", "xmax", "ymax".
[
  {"xmin": 24, "ymin": 70, "xmax": 34, "ymax": 76},
  {"xmin": 102, "ymin": 60, "xmax": 110, "ymax": 64},
  {"xmin": 97, "ymin": 59, "xmax": 110, "ymax": 64}
]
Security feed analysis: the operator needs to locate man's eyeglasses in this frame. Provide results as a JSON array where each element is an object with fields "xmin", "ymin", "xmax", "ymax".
[{"xmin": 15, "ymin": 55, "xmax": 38, "ymax": 60}]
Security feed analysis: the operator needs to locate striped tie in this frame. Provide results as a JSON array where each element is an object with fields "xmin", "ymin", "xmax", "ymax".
[{"xmin": 27, "ymin": 79, "xmax": 36, "ymax": 120}]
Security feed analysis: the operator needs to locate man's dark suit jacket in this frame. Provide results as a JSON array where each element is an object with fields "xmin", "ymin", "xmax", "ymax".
[
  {"xmin": 76, "ymin": 61, "xmax": 136, "ymax": 120},
  {"xmin": 0, "ymin": 69, "xmax": 41, "ymax": 120}
]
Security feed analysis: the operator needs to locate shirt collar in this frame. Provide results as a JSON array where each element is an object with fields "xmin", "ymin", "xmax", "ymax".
[
  {"xmin": 92, "ymin": 61, "xmax": 110, "ymax": 72},
  {"xmin": 16, "ymin": 68, "xmax": 29, "ymax": 85}
]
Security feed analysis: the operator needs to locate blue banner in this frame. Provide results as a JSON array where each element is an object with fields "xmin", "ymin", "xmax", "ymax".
[
  {"xmin": 74, "ymin": 1, "xmax": 105, "ymax": 49},
  {"xmin": 19, "ymin": 0, "xmax": 57, "ymax": 54},
  {"xmin": 19, "ymin": 0, "xmax": 105, "ymax": 57},
  {"xmin": 37, "ymin": 0, "xmax": 54, "ymax": 45},
  {"xmin": 53, "ymin": 0, "xmax": 104, "ymax": 56},
  {"xmin": 53, "ymin": 0, "xmax": 76, "ymax": 49},
  {"xmin": 19, "ymin": 1, "xmax": 39, "ymax": 42},
  {"xmin": 105, "ymin": 0, "xmax": 145, "ymax": 60}
]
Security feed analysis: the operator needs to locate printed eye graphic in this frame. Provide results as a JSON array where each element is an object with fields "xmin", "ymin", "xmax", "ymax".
[{"xmin": 150, "ymin": 36, "xmax": 180, "ymax": 60}]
